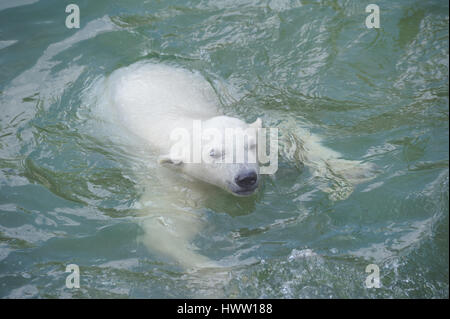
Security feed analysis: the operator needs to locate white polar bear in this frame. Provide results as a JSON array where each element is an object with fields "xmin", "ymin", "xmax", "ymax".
[
  {"xmin": 101, "ymin": 62, "xmax": 264, "ymax": 269},
  {"xmin": 95, "ymin": 62, "xmax": 375, "ymax": 270},
  {"xmin": 108, "ymin": 62, "xmax": 263, "ymax": 197}
]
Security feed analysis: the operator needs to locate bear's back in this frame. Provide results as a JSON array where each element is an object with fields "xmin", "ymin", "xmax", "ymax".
[{"xmin": 106, "ymin": 62, "xmax": 220, "ymax": 150}]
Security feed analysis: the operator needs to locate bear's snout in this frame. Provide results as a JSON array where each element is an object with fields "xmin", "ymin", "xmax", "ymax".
[{"xmin": 235, "ymin": 170, "xmax": 258, "ymax": 188}]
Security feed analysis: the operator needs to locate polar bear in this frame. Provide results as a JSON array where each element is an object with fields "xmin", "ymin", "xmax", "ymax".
[
  {"xmin": 108, "ymin": 62, "xmax": 263, "ymax": 197},
  {"xmin": 93, "ymin": 62, "xmax": 375, "ymax": 270},
  {"xmin": 99, "ymin": 62, "xmax": 267, "ymax": 269}
]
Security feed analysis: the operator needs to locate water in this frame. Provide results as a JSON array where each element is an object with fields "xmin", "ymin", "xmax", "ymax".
[{"xmin": 0, "ymin": 0, "xmax": 448, "ymax": 298}]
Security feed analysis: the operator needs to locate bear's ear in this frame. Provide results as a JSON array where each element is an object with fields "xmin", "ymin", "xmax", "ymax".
[
  {"xmin": 158, "ymin": 154, "xmax": 183, "ymax": 166},
  {"xmin": 249, "ymin": 117, "xmax": 262, "ymax": 129}
]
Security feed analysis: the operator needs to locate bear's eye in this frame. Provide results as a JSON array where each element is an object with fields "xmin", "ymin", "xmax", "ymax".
[
  {"xmin": 209, "ymin": 148, "xmax": 223, "ymax": 158},
  {"xmin": 248, "ymin": 137, "xmax": 257, "ymax": 150}
]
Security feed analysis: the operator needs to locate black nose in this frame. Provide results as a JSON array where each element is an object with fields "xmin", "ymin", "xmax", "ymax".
[{"xmin": 235, "ymin": 171, "xmax": 258, "ymax": 188}]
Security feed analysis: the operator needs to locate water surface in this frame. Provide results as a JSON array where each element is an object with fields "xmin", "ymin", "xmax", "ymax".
[{"xmin": 0, "ymin": 0, "xmax": 448, "ymax": 298}]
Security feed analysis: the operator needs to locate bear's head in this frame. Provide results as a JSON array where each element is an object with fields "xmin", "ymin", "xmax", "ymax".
[{"xmin": 159, "ymin": 116, "xmax": 262, "ymax": 196}]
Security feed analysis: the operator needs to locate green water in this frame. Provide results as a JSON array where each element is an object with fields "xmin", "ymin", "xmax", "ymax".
[{"xmin": 0, "ymin": 0, "xmax": 448, "ymax": 298}]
